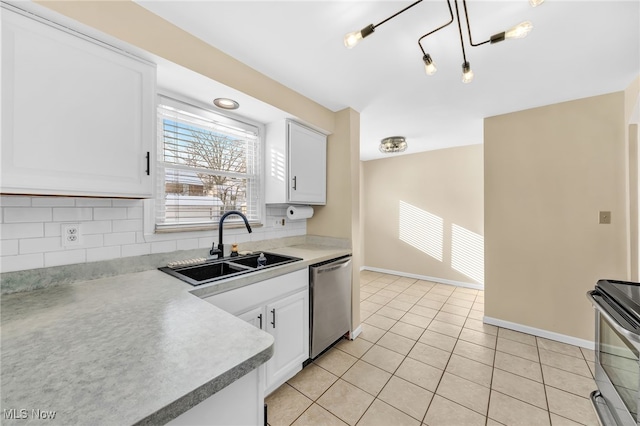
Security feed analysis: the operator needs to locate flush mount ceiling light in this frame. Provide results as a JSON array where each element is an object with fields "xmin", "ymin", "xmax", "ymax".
[
  {"xmin": 213, "ymin": 98, "xmax": 239, "ymax": 110},
  {"xmin": 344, "ymin": 0, "xmax": 541, "ymax": 83},
  {"xmin": 379, "ymin": 136, "xmax": 408, "ymax": 154}
]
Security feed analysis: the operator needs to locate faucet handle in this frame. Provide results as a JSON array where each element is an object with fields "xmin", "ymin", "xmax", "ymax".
[{"xmin": 210, "ymin": 243, "xmax": 222, "ymax": 258}]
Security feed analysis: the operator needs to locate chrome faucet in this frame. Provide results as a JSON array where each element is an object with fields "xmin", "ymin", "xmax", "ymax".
[{"xmin": 210, "ymin": 210, "xmax": 252, "ymax": 258}]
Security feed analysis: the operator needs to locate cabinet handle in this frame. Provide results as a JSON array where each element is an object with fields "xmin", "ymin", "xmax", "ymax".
[
  {"xmin": 258, "ymin": 313, "xmax": 263, "ymax": 329},
  {"xmin": 145, "ymin": 152, "xmax": 150, "ymax": 176},
  {"xmin": 264, "ymin": 404, "xmax": 268, "ymax": 426},
  {"xmin": 292, "ymin": 176, "xmax": 297, "ymax": 191},
  {"xmin": 271, "ymin": 308, "xmax": 276, "ymax": 328}
]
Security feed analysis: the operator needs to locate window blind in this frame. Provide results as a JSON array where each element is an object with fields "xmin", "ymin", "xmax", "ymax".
[{"xmin": 156, "ymin": 96, "xmax": 261, "ymax": 230}]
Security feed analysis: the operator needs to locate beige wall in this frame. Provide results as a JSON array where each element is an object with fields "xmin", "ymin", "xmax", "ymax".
[
  {"xmin": 362, "ymin": 145, "xmax": 484, "ymax": 285},
  {"xmin": 630, "ymin": 124, "xmax": 639, "ymax": 281},
  {"xmin": 307, "ymin": 108, "xmax": 362, "ymax": 329},
  {"xmin": 625, "ymin": 76, "xmax": 640, "ymax": 281},
  {"xmin": 484, "ymin": 92, "xmax": 628, "ymax": 342}
]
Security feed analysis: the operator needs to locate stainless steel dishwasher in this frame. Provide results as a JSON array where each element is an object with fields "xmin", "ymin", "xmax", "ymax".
[{"xmin": 309, "ymin": 255, "xmax": 352, "ymax": 359}]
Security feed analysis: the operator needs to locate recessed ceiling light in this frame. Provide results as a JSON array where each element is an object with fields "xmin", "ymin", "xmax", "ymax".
[{"xmin": 213, "ymin": 98, "xmax": 239, "ymax": 110}]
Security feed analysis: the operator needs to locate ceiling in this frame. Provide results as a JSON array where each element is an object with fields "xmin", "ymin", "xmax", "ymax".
[{"xmin": 137, "ymin": 1, "xmax": 639, "ymax": 161}]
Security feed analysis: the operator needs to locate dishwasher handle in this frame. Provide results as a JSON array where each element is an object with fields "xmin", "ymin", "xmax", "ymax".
[{"xmin": 314, "ymin": 257, "xmax": 351, "ymax": 274}]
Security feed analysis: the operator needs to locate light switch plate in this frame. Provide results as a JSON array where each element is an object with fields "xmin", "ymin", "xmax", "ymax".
[{"xmin": 599, "ymin": 211, "xmax": 612, "ymax": 224}]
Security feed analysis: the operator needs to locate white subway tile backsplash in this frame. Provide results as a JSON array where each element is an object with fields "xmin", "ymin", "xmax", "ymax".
[
  {"xmin": 4, "ymin": 208, "xmax": 52, "ymax": 223},
  {"xmin": 198, "ymin": 237, "xmax": 213, "ymax": 249},
  {"xmin": 1, "ymin": 196, "xmax": 32, "ymax": 207},
  {"xmin": 82, "ymin": 221, "xmax": 112, "ymax": 235},
  {"xmin": 93, "ymin": 208, "xmax": 127, "ymax": 220},
  {"xmin": 52, "ymin": 208, "xmax": 93, "ymax": 222},
  {"xmin": 176, "ymin": 238, "xmax": 200, "ymax": 251},
  {"xmin": 127, "ymin": 207, "xmax": 143, "ymax": 219},
  {"xmin": 75, "ymin": 198, "xmax": 112, "ymax": 207},
  {"xmin": 1, "ymin": 253, "xmax": 44, "ymax": 272},
  {"xmin": 0, "ymin": 223, "xmax": 44, "ymax": 240},
  {"xmin": 87, "ymin": 246, "xmax": 121, "ymax": 262},
  {"xmin": 20, "ymin": 237, "xmax": 63, "ymax": 254},
  {"xmin": 1, "ymin": 240, "xmax": 19, "ymax": 256},
  {"xmin": 45, "ymin": 249, "xmax": 86, "ymax": 268},
  {"xmin": 112, "ymin": 199, "xmax": 143, "ymax": 208},
  {"xmin": 44, "ymin": 223, "xmax": 62, "ymax": 238},
  {"xmin": 81, "ymin": 234, "xmax": 105, "ymax": 249},
  {"xmin": 112, "ymin": 219, "xmax": 143, "ymax": 233},
  {"xmin": 0, "ymin": 196, "xmax": 306, "ymax": 273},
  {"xmin": 32, "ymin": 197, "xmax": 76, "ymax": 207},
  {"xmin": 104, "ymin": 232, "xmax": 136, "ymax": 247},
  {"xmin": 151, "ymin": 241, "xmax": 177, "ymax": 254},
  {"xmin": 121, "ymin": 243, "xmax": 151, "ymax": 257}
]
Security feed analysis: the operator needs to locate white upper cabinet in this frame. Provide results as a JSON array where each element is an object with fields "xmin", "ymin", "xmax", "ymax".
[
  {"xmin": 1, "ymin": 7, "xmax": 156, "ymax": 198},
  {"xmin": 265, "ymin": 119, "xmax": 327, "ymax": 205}
]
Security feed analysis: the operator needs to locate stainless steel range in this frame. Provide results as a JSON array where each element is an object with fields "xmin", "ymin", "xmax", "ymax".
[{"xmin": 587, "ymin": 279, "xmax": 640, "ymax": 426}]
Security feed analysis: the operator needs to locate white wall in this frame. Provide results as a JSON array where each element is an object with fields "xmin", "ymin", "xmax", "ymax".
[{"xmin": 0, "ymin": 195, "xmax": 305, "ymax": 273}]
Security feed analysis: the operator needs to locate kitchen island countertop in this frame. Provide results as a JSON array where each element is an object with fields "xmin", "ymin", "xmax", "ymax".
[{"xmin": 0, "ymin": 243, "xmax": 350, "ymax": 425}]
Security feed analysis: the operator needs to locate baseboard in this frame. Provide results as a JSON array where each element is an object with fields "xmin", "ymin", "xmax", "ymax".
[
  {"xmin": 484, "ymin": 316, "xmax": 595, "ymax": 350},
  {"xmin": 350, "ymin": 324, "xmax": 362, "ymax": 340},
  {"xmin": 362, "ymin": 266, "xmax": 483, "ymax": 290}
]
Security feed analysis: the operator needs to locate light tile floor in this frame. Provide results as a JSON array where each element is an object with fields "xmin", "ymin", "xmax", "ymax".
[{"xmin": 266, "ymin": 271, "xmax": 598, "ymax": 426}]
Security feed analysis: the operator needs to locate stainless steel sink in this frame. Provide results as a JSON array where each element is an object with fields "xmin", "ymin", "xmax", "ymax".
[{"xmin": 159, "ymin": 252, "xmax": 302, "ymax": 286}]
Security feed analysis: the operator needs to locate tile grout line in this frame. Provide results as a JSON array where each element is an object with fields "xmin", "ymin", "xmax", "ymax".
[{"xmin": 280, "ymin": 273, "xmax": 593, "ymax": 426}]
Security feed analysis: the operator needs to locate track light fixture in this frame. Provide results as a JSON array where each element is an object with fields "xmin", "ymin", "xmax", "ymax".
[
  {"xmin": 461, "ymin": 61, "xmax": 474, "ymax": 84},
  {"xmin": 423, "ymin": 54, "xmax": 437, "ymax": 76},
  {"xmin": 344, "ymin": 0, "xmax": 541, "ymax": 83},
  {"xmin": 343, "ymin": 0, "xmax": 425, "ymax": 48}
]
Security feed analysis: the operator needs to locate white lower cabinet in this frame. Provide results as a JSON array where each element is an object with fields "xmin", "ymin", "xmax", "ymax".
[
  {"xmin": 264, "ymin": 290, "xmax": 308, "ymax": 393},
  {"xmin": 205, "ymin": 269, "xmax": 309, "ymax": 395},
  {"xmin": 237, "ymin": 306, "xmax": 264, "ymax": 330},
  {"xmin": 167, "ymin": 369, "xmax": 262, "ymax": 426}
]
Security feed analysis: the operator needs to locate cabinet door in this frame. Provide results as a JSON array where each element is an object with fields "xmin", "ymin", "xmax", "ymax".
[
  {"xmin": 1, "ymin": 8, "xmax": 155, "ymax": 198},
  {"xmin": 265, "ymin": 290, "xmax": 309, "ymax": 394},
  {"xmin": 288, "ymin": 122, "xmax": 326, "ymax": 204},
  {"xmin": 237, "ymin": 306, "xmax": 265, "ymax": 330}
]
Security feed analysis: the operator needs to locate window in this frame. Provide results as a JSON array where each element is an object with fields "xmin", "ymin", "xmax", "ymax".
[{"xmin": 156, "ymin": 96, "xmax": 261, "ymax": 231}]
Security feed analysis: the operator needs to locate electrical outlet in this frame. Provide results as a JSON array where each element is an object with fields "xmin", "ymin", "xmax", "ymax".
[
  {"xmin": 61, "ymin": 223, "xmax": 81, "ymax": 247},
  {"xmin": 599, "ymin": 211, "xmax": 612, "ymax": 224}
]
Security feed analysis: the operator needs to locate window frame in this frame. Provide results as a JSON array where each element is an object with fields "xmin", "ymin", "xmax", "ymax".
[{"xmin": 151, "ymin": 93, "xmax": 265, "ymax": 233}]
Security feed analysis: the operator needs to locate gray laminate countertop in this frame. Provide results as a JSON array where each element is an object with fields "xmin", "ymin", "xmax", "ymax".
[{"xmin": 0, "ymin": 243, "xmax": 350, "ymax": 425}]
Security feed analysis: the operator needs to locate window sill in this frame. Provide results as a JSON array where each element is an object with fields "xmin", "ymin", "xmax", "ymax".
[{"xmin": 155, "ymin": 221, "xmax": 263, "ymax": 234}]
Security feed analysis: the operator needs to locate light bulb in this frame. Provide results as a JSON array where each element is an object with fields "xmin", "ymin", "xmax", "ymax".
[
  {"xmin": 529, "ymin": 0, "xmax": 544, "ymax": 7},
  {"xmin": 423, "ymin": 54, "xmax": 437, "ymax": 76},
  {"xmin": 343, "ymin": 24, "xmax": 375, "ymax": 49},
  {"xmin": 462, "ymin": 62, "xmax": 474, "ymax": 84},
  {"xmin": 505, "ymin": 21, "xmax": 533, "ymax": 39},
  {"xmin": 344, "ymin": 31, "xmax": 363, "ymax": 49}
]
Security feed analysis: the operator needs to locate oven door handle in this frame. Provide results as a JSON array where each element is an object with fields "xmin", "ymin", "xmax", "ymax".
[{"xmin": 587, "ymin": 290, "xmax": 640, "ymax": 347}]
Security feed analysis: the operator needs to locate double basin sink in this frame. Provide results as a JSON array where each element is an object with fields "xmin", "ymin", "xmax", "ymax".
[{"xmin": 159, "ymin": 252, "xmax": 302, "ymax": 287}]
